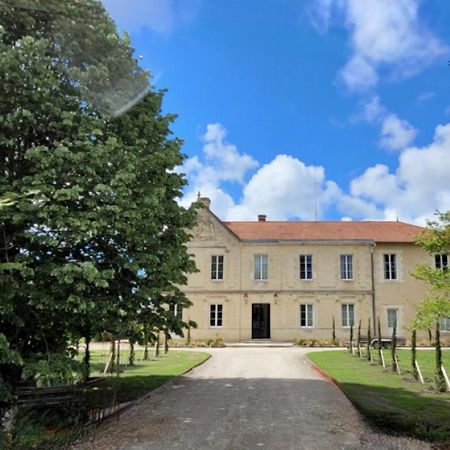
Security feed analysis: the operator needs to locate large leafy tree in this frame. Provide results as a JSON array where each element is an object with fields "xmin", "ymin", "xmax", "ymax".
[{"xmin": 0, "ymin": 0, "xmax": 195, "ymax": 396}]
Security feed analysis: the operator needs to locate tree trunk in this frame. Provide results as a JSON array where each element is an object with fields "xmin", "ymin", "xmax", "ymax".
[
  {"xmin": 154, "ymin": 334, "xmax": 160, "ymax": 358},
  {"xmin": 116, "ymin": 340, "xmax": 121, "ymax": 377},
  {"xmin": 367, "ymin": 319, "xmax": 371, "ymax": 362},
  {"xmin": 411, "ymin": 329, "xmax": 418, "ymax": 380},
  {"xmin": 357, "ymin": 320, "xmax": 361, "ymax": 348},
  {"xmin": 187, "ymin": 326, "xmax": 191, "ymax": 345},
  {"xmin": 144, "ymin": 341, "xmax": 149, "ymax": 361},
  {"xmin": 349, "ymin": 324, "xmax": 353, "ymax": 353},
  {"xmin": 129, "ymin": 340, "xmax": 135, "ymax": 366},
  {"xmin": 377, "ymin": 317, "xmax": 382, "ymax": 365},
  {"xmin": 109, "ymin": 338, "xmax": 116, "ymax": 373},
  {"xmin": 391, "ymin": 320, "xmax": 397, "ymax": 372},
  {"xmin": 332, "ymin": 316, "xmax": 336, "ymax": 346},
  {"xmin": 435, "ymin": 321, "xmax": 446, "ymax": 392},
  {"xmin": 164, "ymin": 331, "xmax": 169, "ymax": 354},
  {"xmin": 83, "ymin": 335, "xmax": 91, "ymax": 380},
  {"xmin": 428, "ymin": 328, "xmax": 433, "ymax": 346}
]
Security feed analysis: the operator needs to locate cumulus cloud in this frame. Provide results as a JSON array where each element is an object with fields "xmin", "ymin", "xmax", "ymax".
[
  {"xmin": 227, "ymin": 155, "xmax": 340, "ymax": 221},
  {"xmin": 101, "ymin": 0, "xmax": 201, "ymax": 35},
  {"xmin": 359, "ymin": 96, "xmax": 417, "ymax": 151},
  {"xmin": 346, "ymin": 123, "xmax": 450, "ymax": 222},
  {"xmin": 181, "ymin": 122, "xmax": 450, "ymax": 225},
  {"xmin": 311, "ymin": 0, "xmax": 447, "ymax": 91}
]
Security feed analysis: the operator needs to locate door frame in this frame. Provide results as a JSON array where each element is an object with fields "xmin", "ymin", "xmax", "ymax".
[{"xmin": 251, "ymin": 303, "xmax": 271, "ymax": 339}]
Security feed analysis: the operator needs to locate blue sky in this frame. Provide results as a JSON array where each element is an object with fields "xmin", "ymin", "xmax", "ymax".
[{"xmin": 102, "ymin": 0, "xmax": 450, "ymax": 224}]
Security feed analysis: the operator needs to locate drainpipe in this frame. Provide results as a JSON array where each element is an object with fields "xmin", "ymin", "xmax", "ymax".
[{"xmin": 370, "ymin": 242, "xmax": 377, "ymax": 332}]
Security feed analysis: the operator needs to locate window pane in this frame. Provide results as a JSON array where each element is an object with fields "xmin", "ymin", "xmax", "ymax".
[
  {"xmin": 341, "ymin": 305, "xmax": 347, "ymax": 327},
  {"xmin": 440, "ymin": 317, "xmax": 450, "ymax": 331},
  {"xmin": 387, "ymin": 309, "xmax": 397, "ymax": 328}
]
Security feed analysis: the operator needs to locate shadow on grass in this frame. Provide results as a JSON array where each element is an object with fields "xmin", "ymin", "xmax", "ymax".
[{"xmin": 338, "ymin": 381, "xmax": 450, "ymax": 441}]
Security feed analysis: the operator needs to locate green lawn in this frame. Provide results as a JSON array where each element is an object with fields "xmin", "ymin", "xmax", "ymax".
[
  {"xmin": 307, "ymin": 349, "xmax": 450, "ymax": 441},
  {"xmin": 87, "ymin": 349, "xmax": 210, "ymax": 403}
]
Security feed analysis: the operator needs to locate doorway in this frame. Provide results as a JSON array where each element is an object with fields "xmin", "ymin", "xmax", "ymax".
[{"xmin": 252, "ymin": 304, "xmax": 270, "ymax": 339}]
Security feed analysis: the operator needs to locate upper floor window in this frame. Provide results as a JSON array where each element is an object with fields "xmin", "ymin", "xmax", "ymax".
[
  {"xmin": 300, "ymin": 304, "xmax": 314, "ymax": 327},
  {"xmin": 440, "ymin": 317, "xmax": 450, "ymax": 331},
  {"xmin": 211, "ymin": 255, "xmax": 224, "ymax": 280},
  {"xmin": 383, "ymin": 254, "xmax": 397, "ymax": 280},
  {"xmin": 340, "ymin": 254, "xmax": 353, "ymax": 280},
  {"xmin": 209, "ymin": 304, "xmax": 223, "ymax": 327},
  {"xmin": 341, "ymin": 304, "xmax": 354, "ymax": 327},
  {"xmin": 254, "ymin": 254, "xmax": 268, "ymax": 280},
  {"xmin": 435, "ymin": 254, "xmax": 448, "ymax": 272},
  {"xmin": 169, "ymin": 303, "xmax": 183, "ymax": 320},
  {"xmin": 300, "ymin": 255, "xmax": 313, "ymax": 280}
]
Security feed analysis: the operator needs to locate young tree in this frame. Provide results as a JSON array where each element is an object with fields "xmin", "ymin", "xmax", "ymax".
[
  {"xmin": 367, "ymin": 319, "xmax": 372, "ymax": 362},
  {"xmin": 411, "ymin": 329, "xmax": 419, "ymax": 380},
  {"xmin": 391, "ymin": 319, "xmax": 398, "ymax": 373},
  {"xmin": 413, "ymin": 211, "xmax": 449, "ymax": 391},
  {"xmin": 357, "ymin": 319, "xmax": 362, "ymax": 355},
  {"xmin": 332, "ymin": 316, "xmax": 337, "ymax": 345},
  {"xmin": 349, "ymin": 324, "xmax": 353, "ymax": 354},
  {"xmin": 377, "ymin": 317, "xmax": 383, "ymax": 365}
]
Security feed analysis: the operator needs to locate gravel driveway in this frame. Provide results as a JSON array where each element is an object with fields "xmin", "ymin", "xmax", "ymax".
[{"xmin": 74, "ymin": 347, "xmax": 431, "ymax": 450}]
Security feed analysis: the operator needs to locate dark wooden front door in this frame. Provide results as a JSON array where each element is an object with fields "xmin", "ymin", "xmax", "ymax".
[{"xmin": 252, "ymin": 304, "xmax": 270, "ymax": 339}]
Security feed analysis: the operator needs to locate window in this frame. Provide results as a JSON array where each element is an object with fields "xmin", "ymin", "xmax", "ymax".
[
  {"xmin": 211, "ymin": 255, "xmax": 224, "ymax": 280},
  {"xmin": 254, "ymin": 254, "xmax": 268, "ymax": 280},
  {"xmin": 387, "ymin": 308, "xmax": 398, "ymax": 329},
  {"xmin": 300, "ymin": 255, "xmax": 313, "ymax": 280},
  {"xmin": 169, "ymin": 304, "xmax": 182, "ymax": 320},
  {"xmin": 340, "ymin": 254, "xmax": 353, "ymax": 280},
  {"xmin": 440, "ymin": 317, "xmax": 450, "ymax": 331},
  {"xmin": 341, "ymin": 304, "xmax": 354, "ymax": 327},
  {"xmin": 435, "ymin": 254, "xmax": 448, "ymax": 271},
  {"xmin": 300, "ymin": 304, "xmax": 314, "ymax": 327},
  {"xmin": 209, "ymin": 304, "xmax": 223, "ymax": 327},
  {"xmin": 384, "ymin": 254, "xmax": 397, "ymax": 280}
]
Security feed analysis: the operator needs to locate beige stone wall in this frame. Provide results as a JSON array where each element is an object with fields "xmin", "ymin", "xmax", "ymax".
[{"xmin": 182, "ymin": 207, "xmax": 437, "ymax": 343}]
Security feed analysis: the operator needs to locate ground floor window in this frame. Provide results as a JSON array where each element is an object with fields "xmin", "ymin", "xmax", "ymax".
[
  {"xmin": 209, "ymin": 304, "xmax": 223, "ymax": 327},
  {"xmin": 440, "ymin": 317, "xmax": 450, "ymax": 331},
  {"xmin": 300, "ymin": 304, "xmax": 314, "ymax": 327},
  {"xmin": 169, "ymin": 303, "xmax": 183, "ymax": 320},
  {"xmin": 341, "ymin": 304, "xmax": 354, "ymax": 327}
]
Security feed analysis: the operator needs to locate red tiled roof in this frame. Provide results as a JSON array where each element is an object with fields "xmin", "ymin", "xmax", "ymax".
[{"xmin": 223, "ymin": 220, "xmax": 424, "ymax": 243}]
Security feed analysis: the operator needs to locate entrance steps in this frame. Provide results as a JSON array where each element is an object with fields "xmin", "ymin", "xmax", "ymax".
[{"xmin": 226, "ymin": 340, "xmax": 294, "ymax": 348}]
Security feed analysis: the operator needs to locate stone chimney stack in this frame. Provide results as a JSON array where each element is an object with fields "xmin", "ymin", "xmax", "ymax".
[
  {"xmin": 258, "ymin": 214, "xmax": 267, "ymax": 222},
  {"xmin": 198, "ymin": 196, "xmax": 211, "ymax": 209}
]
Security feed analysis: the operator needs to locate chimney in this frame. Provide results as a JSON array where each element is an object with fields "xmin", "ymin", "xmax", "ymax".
[
  {"xmin": 198, "ymin": 197, "xmax": 211, "ymax": 209},
  {"xmin": 258, "ymin": 214, "xmax": 267, "ymax": 222}
]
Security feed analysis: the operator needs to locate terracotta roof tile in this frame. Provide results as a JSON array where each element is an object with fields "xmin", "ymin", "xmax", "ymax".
[{"xmin": 222, "ymin": 220, "xmax": 423, "ymax": 243}]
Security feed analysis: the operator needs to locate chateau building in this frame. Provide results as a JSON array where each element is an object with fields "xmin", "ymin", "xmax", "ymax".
[{"xmin": 181, "ymin": 197, "xmax": 448, "ymax": 342}]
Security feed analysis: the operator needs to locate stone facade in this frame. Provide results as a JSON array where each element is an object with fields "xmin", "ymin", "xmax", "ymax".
[{"xmin": 181, "ymin": 199, "xmax": 438, "ymax": 343}]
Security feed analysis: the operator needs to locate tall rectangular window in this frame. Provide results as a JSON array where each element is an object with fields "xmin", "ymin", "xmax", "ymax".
[
  {"xmin": 211, "ymin": 255, "xmax": 224, "ymax": 280},
  {"xmin": 384, "ymin": 254, "xmax": 397, "ymax": 280},
  {"xmin": 435, "ymin": 254, "xmax": 448, "ymax": 272},
  {"xmin": 341, "ymin": 304, "xmax": 354, "ymax": 327},
  {"xmin": 300, "ymin": 255, "xmax": 313, "ymax": 280},
  {"xmin": 440, "ymin": 317, "xmax": 450, "ymax": 331},
  {"xmin": 169, "ymin": 303, "xmax": 183, "ymax": 320},
  {"xmin": 340, "ymin": 254, "xmax": 353, "ymax": 280},
  {"xmin": 387, "ymin": 308, "xmax": 398, "ymax": 329},
  {"xmin": 209, "ymin": 304, "xmax": 223, "ymax": 327},
  {"xmin": 254, "ymin": 254, "xmax": 268, "ymax": 280},
  {"xmin": 300, "ymin": 304, "xmax": 314, "ymax": 327}
]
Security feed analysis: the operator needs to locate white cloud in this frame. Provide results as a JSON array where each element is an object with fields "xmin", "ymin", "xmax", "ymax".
[
  {"xmin": 379, "ymin": 114, "xmax": 418, "ymax": 151},
  {"xmin": 101, "ymin": 0, "xmax": 201, "ymax": 35},
  {"xmin": 360, "ymin": 96, "xmax": 417, "ymax": 151},
  {"xmin": 181, "ymin": 122, "xmax": 450, "ymax": 225},
  {"xmin": 418, "ymin": 91, "xmax": 435, "ymax": 102},
  {"xmin": 312, "ymin": 0, "xmax": 447, "ymax": 91},
  {"xmin": 226, "ymin": 155, "xmax": 340, "ymax": 221},
  {"xmin": 347, "ymin": 123, "xmax": 450, "ymax": 222}
]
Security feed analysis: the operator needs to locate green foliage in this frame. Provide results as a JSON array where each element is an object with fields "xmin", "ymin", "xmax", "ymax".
[{"xmin": 0, "ymin": 0, "xmax": 196, "ymax": 397}]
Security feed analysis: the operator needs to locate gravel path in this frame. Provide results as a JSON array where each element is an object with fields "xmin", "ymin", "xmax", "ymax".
[{"xmin": 73, "ymin": 347, "xmax": 432, "ymax": 450}]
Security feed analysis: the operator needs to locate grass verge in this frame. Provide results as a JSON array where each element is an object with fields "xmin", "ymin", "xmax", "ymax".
[{"xmin": 307, "ymin": 349, "xmax": 450, "ymax": 442}]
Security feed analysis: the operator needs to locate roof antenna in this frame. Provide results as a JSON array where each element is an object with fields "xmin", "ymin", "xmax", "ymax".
[{"xmin": 314, "ymin": 168, "xmax": 318, "ymax": 221}]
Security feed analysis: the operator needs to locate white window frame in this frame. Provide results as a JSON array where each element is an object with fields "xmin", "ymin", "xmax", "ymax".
[
  {"xmin": 341, "ymin": 304, "xmax": 355, "ymax": 328},
  {"xmin": 440, "ymin": 317, "xmax": 450, "ymax": 331},
  {"xmin": 383, "ymin": 254, "xmax": 397, "ymax": 280},
  {"xmin": 211, "ymin": 255, "xmax": 224, "ymax": 280},
  {"xmin": 209, "ymin": 304, "xmax": 223, "ymax": 328},
  {"xmin": 254, "ymin": 254, "xmax": 268, "ymax": 280},
  {"xmin": 387, "ymin": 308, "xmax": 398, "ymax": 329},
  {"xmin": 300, "ymin": 304, "xmax": 314, "ymax": 328},
  {"xmin": 300, "ymin": 255, "xmax": 313, "ymax": 280},
  {"xmin": 340, "ymin": 254, "xmax": 353, "ymax": 280},
  {"xmin": 435, "ymin": 254, "xmax": 448, "ymax": 271}
]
